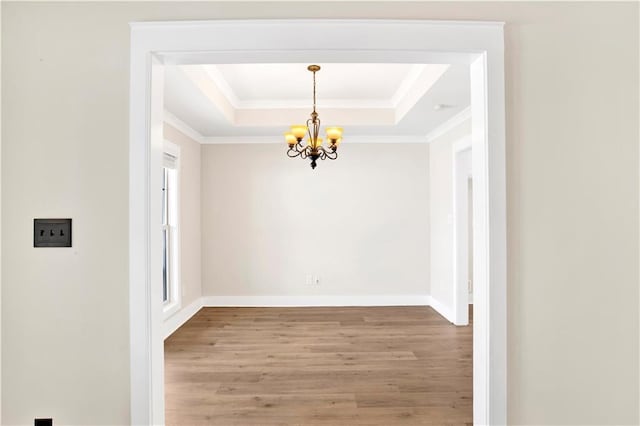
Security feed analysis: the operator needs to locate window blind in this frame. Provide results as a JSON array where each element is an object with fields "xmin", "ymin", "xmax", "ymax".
[{"xmin": 163, "ymin": 152, "xmax": 178, "ymax": 169}]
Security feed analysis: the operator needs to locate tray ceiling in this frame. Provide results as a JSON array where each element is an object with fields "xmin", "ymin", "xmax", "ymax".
[{"xmin": 164, "ymin": 62, "xmax": 470, "ymax": 143}]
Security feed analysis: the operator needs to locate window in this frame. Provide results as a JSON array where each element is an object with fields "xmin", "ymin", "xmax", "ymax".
[{"xmin": 162, "ymin": 142, "xmax": 181, "ymax": 318}]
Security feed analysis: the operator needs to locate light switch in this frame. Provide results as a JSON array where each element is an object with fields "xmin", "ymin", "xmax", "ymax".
[{"xmin": 34, "ymin": 219, "xmax": 72, "ymax": 247}]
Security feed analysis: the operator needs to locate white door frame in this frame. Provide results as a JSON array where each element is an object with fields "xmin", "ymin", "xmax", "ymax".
[
  {"xmin": 129, "ymin": 19, "xmax": 506, "ymax": 425},
  {"xmin": 453, "ymin": 136, "xmax": 473, "ymax": 326}
]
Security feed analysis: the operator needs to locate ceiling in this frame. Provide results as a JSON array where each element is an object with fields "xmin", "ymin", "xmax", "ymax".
[{"xmin": 164, "ymin": 63, "xmax": 470, "ymax": 143}]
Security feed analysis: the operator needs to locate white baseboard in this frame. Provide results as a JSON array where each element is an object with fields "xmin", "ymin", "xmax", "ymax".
[
  {"xmin": 429, "ymin": 296, "xmax": 455, "ymax": 324},
  {"xmin": 163, "ymin": 297, "xmax": 203, "ymax": 339},
  {"xmin": 201, "ymin": 294, "xmax": 431, "ymax": 307},
  {"xmin": 164, "ymin": 295, "xmax": 454, "ymax": 339}
]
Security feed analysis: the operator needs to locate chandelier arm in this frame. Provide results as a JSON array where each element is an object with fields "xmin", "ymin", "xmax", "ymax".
[
  {"xmin": 287, "ymin": 148, "xmax": 302, "ymax": 158},
  {"xmin": 325, "ymin": 149, "xmax": 338, "ymax": 160},
  {"xmin": 306, "ymin": 117, "xmax": 313, "ymax": 144},
  {"xmin": 300, "ymin": 146, "xmax": 310, "ymax": 159}
]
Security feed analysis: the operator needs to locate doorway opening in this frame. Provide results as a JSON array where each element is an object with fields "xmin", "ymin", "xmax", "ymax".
[{"xmin": 129, "ymin": 19, "xmax": 506, "ymax": 425}]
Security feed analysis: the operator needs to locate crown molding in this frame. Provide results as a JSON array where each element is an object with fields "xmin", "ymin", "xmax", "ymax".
[
  {"xmin": 201, "ymin": 134, "xmax": 428, "ymax": 144},
  {"xmin": 395, "ymin": 64, "xmax": 450, "ymax": 123},
  {"xmin": 202, "ymin": 136, "xmax": 281, "ymax": 144},
  {"xmin": 188, "ymin": 63, "xmax": 449, "ymax": 123},
  {"xmin": 390, "ymin": 64, "xmax": 426, "ymax": 107},
  {"xmin": 165, "ymin": 109, "xmax": 430, "ymax": 145},
  {"xmin": 424, "ymin": 106, "xmax": 471, "ymax": 143},
  {"xmin": 203, "ymin": 65, "xmax": 241, "ymax": 109},
  {"xmin": 163, "ymin": 110, "xmax": 205, "ymax": 144},
  {"xmin": 235, "ymin": 99, "xmax": 394, "ymax": 110},
  {"xmin": 164, "ymin": 106, "xmax": 465, "ymax": 146}
]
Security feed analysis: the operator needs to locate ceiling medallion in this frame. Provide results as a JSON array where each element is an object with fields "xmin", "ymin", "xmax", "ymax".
[{"xmin": 284, "ymin": 65, "xmax": 343, "ymax": 169}]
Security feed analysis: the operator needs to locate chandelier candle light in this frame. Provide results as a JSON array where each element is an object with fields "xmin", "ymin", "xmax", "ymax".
[{"xmin": 284, "ymin": 65, "xmax": 343, "ymax": 169}]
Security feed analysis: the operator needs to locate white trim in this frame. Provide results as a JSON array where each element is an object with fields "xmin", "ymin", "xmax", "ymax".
[
  {"xmin": 453, "ymin": 135, "xmax": 473, "ymax": 153},
  {"xmin": 202, "ymin": 136, "xmax": 296, "ymax": 144},
  {"xmin": 129, "ymin": 19, "xmax": 506, "ymax": 30},
  {"xmin": 203, "ymin": 65, "xmax": 242, "ymax": 109},
  {"xmin": 161, "ymin": 140, "xmax": 182, "ymax": 323},
  {"xmin": 429, "ymin": 296, "xmax": 455, "ymax": 324},
  {"xmin": 130, "ymin": 50, "xmax": 166, "ymax": 425},
  {"xmin": 390, "ymin": 64, "xmax": 427, "ymax": 107},
  {"xmin": 202, "ymin": 63, "xmax": 436, "ymax": 111},
  {"xmin": 233, "ymin": 99, "xmax": 395, "ymax": 110},
  {"xmin": 163, "ymin": 298, "xmax": 203, "ymax": 339},
  {"xmin": 0, "ymin": 3, "xmax": 3, "ymax": 420},
  {"xmin": 163, "ymin": 110, "xmax": 205, "ymax": 144},
  {"xmin": 164, "ymin": 107, "xmax": 469, "ymax": 146},
  {"xmin": 163, "ymin": 294, "xmax": 454, "ymax": 341},
  {"xmin": 202, "ymin": 294, "xmax": 431, "ymax": 307},
  {"xmin": 129, "ymin": 19, "xmax": 507, "ymax": 426},
  {"xmin": 425, "ymin": 106, "xmax": 471, "ymax": 143},
  {"xmin": 394, "ymin": 64, "xmax": 450, "ymax": 123},
  {"xmin": 201, "ymin": 135, "xmax": 431, "ymax": 145},
  {"xmin": 201, "ymin": 63, "xmax": 449, "ymax": 118},
  {"xmin": 453, "ymin": 136, "xmax": 473, "ymax": 326},
  {"xmin": 162, "ymin": 115, "xmax": 432, "ymax": 146}
]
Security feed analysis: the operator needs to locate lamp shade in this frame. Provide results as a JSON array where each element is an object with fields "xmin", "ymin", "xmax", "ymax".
[
  {"xmin": 309, "ymin": 137, "xmax": 323, "ymax": 149},
  {"xmin": 290, "ymin": 125, "xmax": 307, "ymax": 139},
  {"xmin": 326, "ymin": 127, "xmax": 343, "ymax": 141},
  {"xmin": 284, "ymin": 132, "xmax": 297, "ymax": 145}
]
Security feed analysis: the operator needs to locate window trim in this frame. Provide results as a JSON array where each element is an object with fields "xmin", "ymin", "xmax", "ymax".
[{"xmin": 162, "ymin": 140, "xmax": 181, "ymax": 320}]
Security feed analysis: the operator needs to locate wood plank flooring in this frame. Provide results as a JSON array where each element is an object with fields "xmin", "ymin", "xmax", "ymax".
[{"xmin": 165, "ymin": 306, "xmax": 472, "ymax": 425}]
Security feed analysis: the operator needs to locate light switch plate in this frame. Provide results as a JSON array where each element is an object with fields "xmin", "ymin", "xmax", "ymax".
[{"xmin": 34, "ymin": 219, "xmax": 72, "ymax": 247}]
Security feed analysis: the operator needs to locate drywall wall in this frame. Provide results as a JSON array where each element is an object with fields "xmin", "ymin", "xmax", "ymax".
[
  {"xmin": 201, "ymin": 143, "xmax": 430, "ymax": 299},
  {"xmin": 1, "ymin": 2, "xmax": 637, "ymax": 425},
  {"xmin": 429, "ymin": 119, "xmax": 471, "ymax": 319},
  {"xmin": 163, "ymin": 123, "xmax": 202, "ymax": 315},
  {"xmin": 3, "ymin": 5, "xmax": 131, "ymax": 424}
]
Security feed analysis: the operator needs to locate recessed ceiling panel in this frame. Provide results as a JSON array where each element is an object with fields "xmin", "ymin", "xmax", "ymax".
[
  {"xmin": 209, "ymin": 63, "xmax": 419, "ymax": 105},
  {"xmin": 164, "ymin": 62, "xmax": 470, "ymax": 142}
]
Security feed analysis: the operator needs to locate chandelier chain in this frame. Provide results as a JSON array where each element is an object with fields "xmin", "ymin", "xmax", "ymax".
[{"xmin": 312, "ymin": 69, "xmax": 317, "ymax": 114}]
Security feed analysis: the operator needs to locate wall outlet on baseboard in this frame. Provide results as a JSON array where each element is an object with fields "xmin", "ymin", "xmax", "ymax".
[{"xmin": 314, "ymin": 275, "xmax": 320, "ymax": 285}]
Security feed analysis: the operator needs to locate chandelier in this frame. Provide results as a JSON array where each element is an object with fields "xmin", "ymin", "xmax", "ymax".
[{"xmin": 284, "ymin": 65, "xmax": 343, "ymax": 169}]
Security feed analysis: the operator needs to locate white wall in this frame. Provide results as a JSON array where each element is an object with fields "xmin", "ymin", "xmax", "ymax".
[
  {"xmin": 201, "ymin": 143, "xmax": 430, "ymax": 300},
  {"xmin": 429, "ymin": 119, "xmax": 471, "ymax": 318},
  {"xmin": 163, "ymin": 124, "xmax": 202, "ymax": 316},
  {"xmin": 1, "ymin": 3, "xmax": 637, "ymax": 425}
]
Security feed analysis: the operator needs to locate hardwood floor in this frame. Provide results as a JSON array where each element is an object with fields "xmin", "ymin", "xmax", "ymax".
[{"xmin": 165, "ymin": 306, "xmax": 472, "ymax": 425}]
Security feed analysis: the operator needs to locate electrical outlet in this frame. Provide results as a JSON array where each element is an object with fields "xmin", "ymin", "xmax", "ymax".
[
  {"xmin": 314, "ymin": 275, "xmax": 320, "ymax": 285},
  {"xmin": 34, "ymin": 219, "xmax": 72, "ymax": 247}
]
